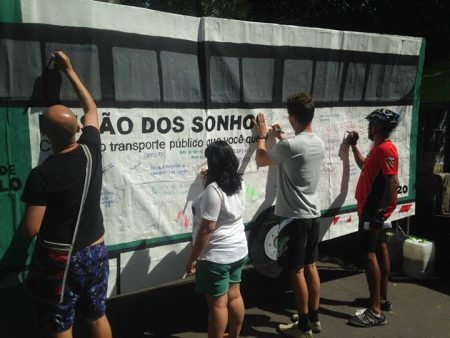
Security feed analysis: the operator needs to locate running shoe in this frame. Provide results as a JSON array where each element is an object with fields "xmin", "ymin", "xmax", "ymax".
[
  {"xmin": 347, "ymin": 308, "xmax": 387, "ymax": 327},
  {"xmin": 277, "ymin": 323, "xmax": 313, "ymax": 338}
]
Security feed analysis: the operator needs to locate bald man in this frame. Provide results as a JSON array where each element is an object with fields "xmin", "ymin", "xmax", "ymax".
[{"xmin": 21, "ymin": 52, "xmax": 112, "ymax": 338}]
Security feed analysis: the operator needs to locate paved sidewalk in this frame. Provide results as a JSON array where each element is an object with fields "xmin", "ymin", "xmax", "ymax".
[
  {"xmin": 236, "ymin": 267, "xmax": 450, "ymax": 338},
  {"xmin": 2, "ymin": 233, "xmax": 449, "ymax": 337},
  {"xmin": 103, "ymin": 259, "xmax": 450, "ymax": 338}
]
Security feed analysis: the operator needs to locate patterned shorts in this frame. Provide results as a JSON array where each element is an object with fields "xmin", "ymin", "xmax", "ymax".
[{"xmin": 37, "ymin": 242, "xmax": 109, "ymax": 333}]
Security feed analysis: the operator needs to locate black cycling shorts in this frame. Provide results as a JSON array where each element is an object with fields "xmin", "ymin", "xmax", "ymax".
[
  {"xmin": 281, "ymin": 218, "xmax": 320, "ymax": 271},
  {"xmin": 358, "ymin": 220, "xmax": 387, "ymax": 254}
]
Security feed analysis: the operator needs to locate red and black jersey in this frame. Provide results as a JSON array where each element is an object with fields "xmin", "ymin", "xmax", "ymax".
[{"xmin": 355, "ymin": 140, "xmax": 398, "ymax": 220}]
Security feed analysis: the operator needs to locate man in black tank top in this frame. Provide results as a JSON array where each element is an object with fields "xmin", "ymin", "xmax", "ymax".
[{"xmin": 21, "ymin": 52, "xmax": 112, "ymax": 338}]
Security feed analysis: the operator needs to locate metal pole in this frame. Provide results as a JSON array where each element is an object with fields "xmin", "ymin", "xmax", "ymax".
[{"xmin": 406, "ymin": 216, "xmax": 410, "ymax": 237}]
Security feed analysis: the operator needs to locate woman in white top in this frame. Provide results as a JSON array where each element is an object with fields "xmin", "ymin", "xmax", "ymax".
[{"xmin": 186, "ymin": 140, "xmax": 248, "ymax": 338}]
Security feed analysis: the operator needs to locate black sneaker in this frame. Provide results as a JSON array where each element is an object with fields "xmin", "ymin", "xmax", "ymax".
[
  {"xmin": 354, "ymin": 297, "xmax": 392, "ymax": 312},
  {"xmin": 381, "ymin": 300, "xmax": 392, "ymax": 312},
  {"xmin": 347, "ymin": 308, "xmax": 387, "ymax": 327}
]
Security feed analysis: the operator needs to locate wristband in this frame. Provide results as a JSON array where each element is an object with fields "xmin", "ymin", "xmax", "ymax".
[{"xmin": 256, "ymin": 133, "xmax": 268, "ymax": 140}]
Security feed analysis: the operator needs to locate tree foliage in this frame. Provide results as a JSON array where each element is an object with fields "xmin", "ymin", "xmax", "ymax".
[
  {"xmin": 118, "ymin": 0, "xmax": 249, "ymax": 18},
  {"xmin": 110, "ymin": 0, "xmax": 450, "ymax": 65},
  {"xmin": 246, "ymin": 0, "xmax": 450, "ymax": 65}
]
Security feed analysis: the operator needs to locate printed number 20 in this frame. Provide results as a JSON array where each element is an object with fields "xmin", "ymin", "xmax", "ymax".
[{"xmin": 397, "ymin": 185, "xmax": 408, "ymax": 194}]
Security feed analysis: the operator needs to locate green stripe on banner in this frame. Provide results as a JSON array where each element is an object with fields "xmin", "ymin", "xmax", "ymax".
[
  {"xmin": 107, "ymin": 196, "xmax": 417, "ymax": 255},
  {"xmin": 0, "ymin": 0, "xmax": 34, "ymax": 322},
  {"xmin": 409, "ymin": 39, "xmax": 427, "ymax": 200},
  {"xmin": 0, "ymin": 0, "xmax": 32, "ymax": 278},
  {"xmin": 0, "ymin": 0, "xmax": 22, "ymax": 23}
]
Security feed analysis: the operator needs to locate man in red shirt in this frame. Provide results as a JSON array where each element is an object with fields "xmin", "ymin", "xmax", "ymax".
[{"xmin": 345, "ymin": 109, "xmax": 400, "ymax": 327}]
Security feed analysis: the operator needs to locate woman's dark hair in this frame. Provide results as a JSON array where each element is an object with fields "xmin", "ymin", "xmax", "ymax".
[{"xmin": 204, "ymin": 140, "xmax": 242, "ymax": 195}]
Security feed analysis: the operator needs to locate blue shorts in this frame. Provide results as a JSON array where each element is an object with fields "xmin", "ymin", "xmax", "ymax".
[{"xmin": 37, "ymin": 242, "xmax": 109, "ymax": 332}]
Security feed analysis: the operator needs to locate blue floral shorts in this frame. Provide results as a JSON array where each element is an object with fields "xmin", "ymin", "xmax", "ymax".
[{"xmin": 37, "ymin": 242, "xmax": 109, "ymax": 332}]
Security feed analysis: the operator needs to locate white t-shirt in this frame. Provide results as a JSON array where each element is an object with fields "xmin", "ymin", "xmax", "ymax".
[{"xmin": 192, "ymin": 182, "xmax": 248, "ymax": 264}]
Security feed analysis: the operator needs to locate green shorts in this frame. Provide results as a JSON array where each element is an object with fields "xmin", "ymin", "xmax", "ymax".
[{"xmin": 195, "ymin": 257, "xmax": 247, "ymax": 296}]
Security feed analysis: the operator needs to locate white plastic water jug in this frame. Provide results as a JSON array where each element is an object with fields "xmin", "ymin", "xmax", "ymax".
[{"xmin": 403, "ymin": 237, "xmax": 435, "ymax": 279}]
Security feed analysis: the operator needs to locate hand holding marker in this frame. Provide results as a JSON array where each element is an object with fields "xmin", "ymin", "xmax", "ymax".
[
  {"xmin": 275, "ymin": 126, "xmax": 285, "ymax": 134},
  {"xmin": 270, "ymin": 122, "xmax": 286, "ymax": 140},
  {"xmin": 264, "ymin": 112, "xmax": 284, "ymax": 135},
  {"xmin": 254, "ymin": 112, "xmax": 285, "ymax": 140}
]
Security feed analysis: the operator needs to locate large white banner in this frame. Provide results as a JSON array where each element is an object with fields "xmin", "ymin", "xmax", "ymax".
[{"xmin": 0, "ymin": 0, "xmax": 423, "ymax": 293}]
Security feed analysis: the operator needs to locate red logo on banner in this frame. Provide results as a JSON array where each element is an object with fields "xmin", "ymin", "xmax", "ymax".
[
  {"xmin": 399, "ymin": 204, "xmax": 412, "ymax": 213},
  {"xmin": 332, "ymin": 216, "xmax": 340, "ymax": 225}
]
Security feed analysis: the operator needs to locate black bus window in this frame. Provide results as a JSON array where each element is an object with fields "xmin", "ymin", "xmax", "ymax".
[
  {"xmin": 160, "ymin": 51, "xmax": 201, "ymax": 103},
  {"xmin": 365, "ymin": 64, "xmax": 417, "ymax": 101},
  {"xmin": 113, "ymin": 47, "xmax": 160, "ymax": 102},
  {"xmin": 45, "ymin": 43, "xmax": 101, "ymax": 101},
  {"xmin": 282, "ymin": 59, "xmax": 313, "ymax": 102},
  {"xmin": 343, "ymin": 62, "xmax": 366, "ymax": 101},
  {"xmin": 209, "ymin": 56, "xmax": 240, "ymax": 103},
  {"xmin": 313, "ymin": 61, "xmax": 343, "ymax": 102},
  {"xmin": 242, "ymin": 57, "xmax": 274, "ymax": 103},
  {"xmin": 0, "ymin": 39, "xmax": 42, "ymax": 100}
]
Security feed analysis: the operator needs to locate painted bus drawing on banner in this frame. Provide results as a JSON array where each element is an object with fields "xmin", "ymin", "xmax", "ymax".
[{"xmin": 0, "ymin": 0, "xmax": 424, "ymax": 297}]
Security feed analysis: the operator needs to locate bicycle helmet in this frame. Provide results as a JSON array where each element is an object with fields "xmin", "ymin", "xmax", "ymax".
[{"xmin": 365, "ymin": 108, "xmax": 400, "ymax": 131}]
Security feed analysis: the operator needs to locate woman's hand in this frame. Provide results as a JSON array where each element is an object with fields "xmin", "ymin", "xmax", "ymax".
[
  {"xmin": 199, "ymin": 167, "xmax": 208, "ymax": 178},
  {"xmin": 185, "ymin": 258, "xmax": 197, "ymax": 275},
  {"xmin": 199, "ymin": 166, "xmax": 208, "ymax": 187}
]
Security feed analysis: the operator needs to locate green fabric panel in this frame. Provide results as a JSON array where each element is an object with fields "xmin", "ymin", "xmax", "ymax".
[
  {"xmin": 409, "ymin": 39, "xmax": 426, "ymax": 199},
  {"xmin": 0, "ymin": 0, "xmax": 33, "ymax": 321},
  {"xmin": 0, "ymin": 107, "xmax": 33, "ymax": 275},
  {"xmin": 0, "ymin": 0, "xmax": 22, "ymax": 23}
]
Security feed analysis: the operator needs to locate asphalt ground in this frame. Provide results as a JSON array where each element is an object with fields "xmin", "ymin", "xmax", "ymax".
[
  {"xmin": 101, "ymin": 242, "xmax": 450, "ymax": 338},
  {"xmin": 2, "ymin": 232, "xmax": 450, "ymax": 338},
  {"xmin": 100, "ymin": 266, "xmax": 450, "ymax": 338}
]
